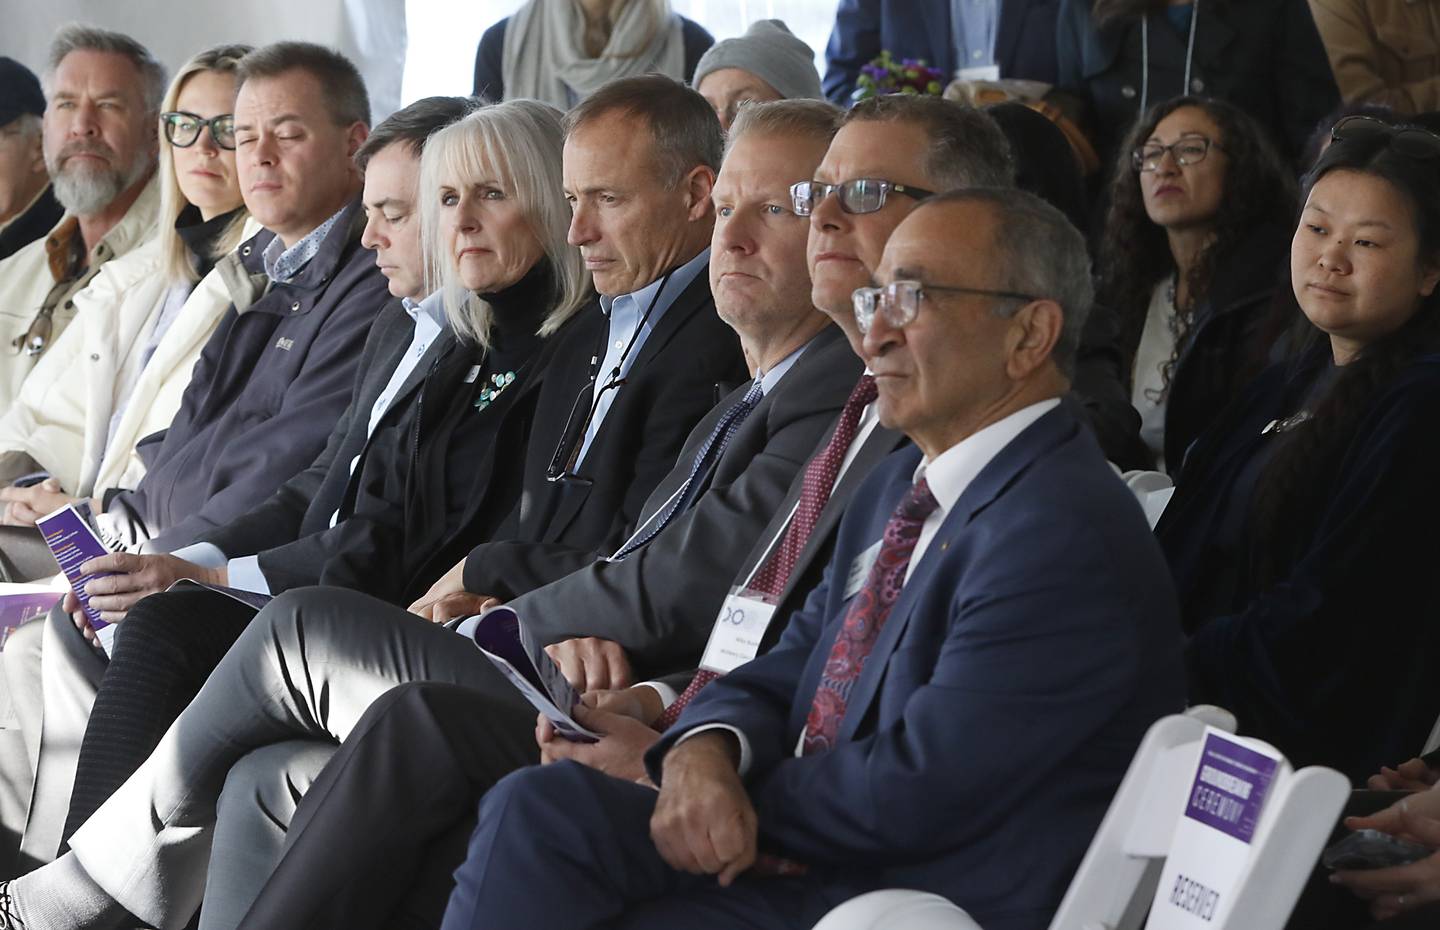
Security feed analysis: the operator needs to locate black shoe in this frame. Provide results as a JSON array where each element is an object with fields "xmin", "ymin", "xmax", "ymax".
[{"xmin": 0, "ymin": 881, "xmax": 25, "ymax": 929}]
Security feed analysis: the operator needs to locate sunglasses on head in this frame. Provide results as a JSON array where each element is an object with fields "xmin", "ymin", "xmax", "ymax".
[{"xmin": 1329, "ymin": 115, "xmax": 1440, "ymax": 161}]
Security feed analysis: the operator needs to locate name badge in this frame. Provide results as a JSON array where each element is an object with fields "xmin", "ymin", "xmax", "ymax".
[
  {"xmin": 958, "ymin": 64, "xmax": 1001, "ymax": 82},
  {"xmin": 464, "ymin": 365, "xmax": 481, "ymax": 384},
  {"xmin": 843, "ymin": 539, "xmax": 882, "ymax": 600},
  {"xmin": 698, "ymin": 587, "xmax": 779, "ymax": 674}
]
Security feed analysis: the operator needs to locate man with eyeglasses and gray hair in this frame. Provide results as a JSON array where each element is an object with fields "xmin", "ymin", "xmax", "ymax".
[
  {"xmin": 0, "ymin": 25, "xmax": 164, "ymax": 410},
  {"xmin": 438, "ymin": 183, "xmax": 1186, "ymax": 930}
]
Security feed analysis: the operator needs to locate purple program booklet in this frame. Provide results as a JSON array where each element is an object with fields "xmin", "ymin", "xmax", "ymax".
[
  {"xmin": 35, "ymin": 502, "xmax": 116, "ymax": 652},
  {"xmin": 0, "ymin": 584, "xmax": 63, "ymax": 649},
  {"xmin": 468, "ymin": 606, "xmax": 599, "ymax": 743}
]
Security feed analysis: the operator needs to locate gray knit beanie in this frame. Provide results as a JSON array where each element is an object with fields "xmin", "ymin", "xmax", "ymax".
[{"xmin": 691, "ymin": 19, "xmax": 823, "ymax": 101}]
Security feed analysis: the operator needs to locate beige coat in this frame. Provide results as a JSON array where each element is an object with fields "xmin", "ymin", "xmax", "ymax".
[
  {"xmin": 0, "ymin": 176, "xmax": 160, "ymax": 413},
  {"xmin": 1309, "ymin": 0, "xmax": 1440, "ymax": 114},
  {"xmin": 0, "ymin": 217, "xmax": 260, "ymax": 498}
]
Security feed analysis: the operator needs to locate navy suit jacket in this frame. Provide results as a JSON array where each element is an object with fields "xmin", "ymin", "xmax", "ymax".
[
  {"xmin": 823, "ymin": 0, "xmax": 1061, "ymax": 103},
  {"xmin": 649, "ymin": 405, "xmax": 1185, "ymax": 930}
]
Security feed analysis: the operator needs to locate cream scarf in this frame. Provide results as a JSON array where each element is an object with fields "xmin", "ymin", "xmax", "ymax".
[{"xmin": 501, "ymin": 0, "xmax": 686, "ymax": 109}]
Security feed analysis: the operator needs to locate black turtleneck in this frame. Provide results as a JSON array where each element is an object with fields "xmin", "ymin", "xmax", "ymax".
[
  {"xmin": 175, "ymin": 204, "xmax": 245, "ymax": 280},
  {"xmin": 395, "ymin": 259, "xmax": 559, "ymax": 598},
  {"xmin": 475, "ymin": 259, "xmax": 554, "ymax": 385}
]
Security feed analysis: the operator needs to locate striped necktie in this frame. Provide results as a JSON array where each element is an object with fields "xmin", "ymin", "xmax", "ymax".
[{"xmin": 609, "ymin": 379, "xmax": 766, "ymax": 562}]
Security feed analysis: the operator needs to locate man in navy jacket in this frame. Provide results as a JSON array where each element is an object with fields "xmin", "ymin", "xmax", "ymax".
[
  {"xmin": 441, "ymin": 188, "xmax": 1186, "ymax": 930},
  {"xmin": 823, "ymin": 0, "xmax": 1062, "ymax": 103}
]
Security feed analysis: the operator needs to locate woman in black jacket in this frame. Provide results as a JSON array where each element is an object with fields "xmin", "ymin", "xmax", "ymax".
[
  {"xmin": 51, "ymin": 99, "xmax": 593, "ymax": 877},
  {"xmin": 1054, "ymin": 0, "xmax": 1339, "ymax": 168},
  {"xmin": 1096, "ymin": 95, "xmax": 1296, "ymax": 470},
  {"xmin": 1156, "ymin": 116, "xmax": 1440, "ymax": 782}
]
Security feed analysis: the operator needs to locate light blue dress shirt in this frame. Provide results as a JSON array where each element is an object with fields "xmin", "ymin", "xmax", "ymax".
[
  {"xmin": 575, "ymin": 246, "xmax": 711, "ymax": 467},
  {"xmin": 951, "ymin": 0, "xmax": 1000, "ymax": 72},
  {"xmin": 173, "ymin": 291, "xmax": 450, "ymax": 595}
]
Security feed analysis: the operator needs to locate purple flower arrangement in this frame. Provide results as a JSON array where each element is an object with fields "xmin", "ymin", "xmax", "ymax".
[{"xmin": 852, "ymin": 51, "xmax": 946, "ymax": 102}]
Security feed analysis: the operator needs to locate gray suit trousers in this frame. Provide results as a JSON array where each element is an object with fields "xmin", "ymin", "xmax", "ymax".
[{"xmin": 67, "ymin": 585, "xmax": 530, "ymax": 930}]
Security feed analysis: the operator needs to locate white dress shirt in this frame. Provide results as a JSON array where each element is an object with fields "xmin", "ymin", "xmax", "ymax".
[
  {"xmin": 679, "ymin": 397, "xmax": 1062, "ymax": 773},
  {"xmin": 575, "ymin": 246, "xmax": 710, "ymax": 467}
]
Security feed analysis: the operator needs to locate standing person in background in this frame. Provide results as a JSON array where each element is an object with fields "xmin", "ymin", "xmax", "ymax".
[
  {"xmin": 692, "ymin": 20, "xmax": 822, "ymax": 132},
  {"xmin": 1054, "ymin": 0, "xmax": 1339, "ymax": 168},
  {"xmin": 0, "ymin": 58, "xmax": 61, "ymax": 262},
  {"xmin": 823, "ymin": 0, "xmax": 1063, "ymax": 104},
  {"xmin": 1095, "ymin": 96, "xmax": 1296, "ymax": 472},
  {"xmin": 1308, "ymin": 0, "xmax": 1440, "ymax": 116},
  {"xmin": 473, "ymin": 0, "xmax": 712, "ymax": 107},
  {"xmin": 0, "ymin": 25, "xmax": 164, "ymax": 411}
]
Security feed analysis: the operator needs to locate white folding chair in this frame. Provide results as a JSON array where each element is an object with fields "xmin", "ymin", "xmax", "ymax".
[{"xmin": 811, "ymin": 707, "xmax": 1349, "ymax": 930}]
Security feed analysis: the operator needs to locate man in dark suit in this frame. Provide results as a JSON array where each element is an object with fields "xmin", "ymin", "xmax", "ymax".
[
  {"xmin": 438, "ymin": 188, "xmax": 1186, "ymax": 930},
  {"xmin": 225, "ymin": 94, "xmax": 1019, "ymax": 930},
  {"xmin": 823, "ymin": 0, "xmax": 1062, "ymax": 104},
  {"xmin": 0, "ymin": 95, "xmax": 855, "ymax": 930}
]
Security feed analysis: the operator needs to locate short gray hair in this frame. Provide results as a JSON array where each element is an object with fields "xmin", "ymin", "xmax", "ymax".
[
  {"xmin": 237, "ymin": 41, "xmax": 370, "ymax": 127},
  {"xmin": 563, "ymin": 74, "xmax": 722, "ymax": 188},
  {"xmin": 843, "ymin": 95, "xmax": 1014, "ymax": 191},
  {"xmin": 47, "ymin": 23, "xmax": 167, "ymax": 115},
  {"xmin": 725, "ymin": 98, "xmax": 841, "ymax": 157},
  {"xmin": 922, "ymin": 187, "xmax": 1093, "ymax": 376}
]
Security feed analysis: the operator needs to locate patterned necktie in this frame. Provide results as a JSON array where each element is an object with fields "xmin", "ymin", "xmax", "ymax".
[
  {"xmin": 655, "ymin": 375, "xmax": 878, "ymax": 730},
  {"xmin": 801, "ymin": 477, "xmax": 939, "ymax": 755},
  {"xmin": 610, "ymin": 379, "xmax": 766, "ymax": 561}
]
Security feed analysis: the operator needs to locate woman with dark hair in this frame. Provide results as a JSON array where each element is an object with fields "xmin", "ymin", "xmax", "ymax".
[
  {"xmin": 1156, "ymin": 116, "xmax": 1440, "ymax": 783},
  {"xmin": 1054, "ymin": 0, "xmax": 1339, "ymax": 168},
  {"xmin": 1098, "ymin": 95, "xmax": 1296, "ymax": 470}
]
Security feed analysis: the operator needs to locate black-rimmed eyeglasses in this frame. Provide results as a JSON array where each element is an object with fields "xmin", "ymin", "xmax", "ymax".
[
  {"xmin": 161, "ymin": 111, "xmax": 236, "ymax": 150},
  {"xmin": 790, "ymin": 178, "xmax": 935, "ymax": 217},
  {"xmin": 1131, "ymin": 136, "xmax": 1223, "ymax": 173},
  {"xmin": 852, "ymin": 279, "xmax": 1038, "ymax": 334}
]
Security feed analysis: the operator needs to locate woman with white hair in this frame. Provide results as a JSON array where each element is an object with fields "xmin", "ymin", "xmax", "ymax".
[
  {"xmin": 473, "ymin": 0, "xmax": 713, "ymax": 108},
  {"xmin": 0, "ymin": 43, "xmax": 257, "ymax": 582},
  {"xmin": 0, "ymin": 98, "xmax": 592, "ymax": 930}
]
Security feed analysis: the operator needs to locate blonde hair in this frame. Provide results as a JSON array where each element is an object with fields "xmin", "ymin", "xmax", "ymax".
[
  {"xmin": 158, "ymin": 43, "xmax": 252, "ymax": 283},
  {"xmin": 419, "ymin": 100, "xmax": 589, "ymax": 347}
]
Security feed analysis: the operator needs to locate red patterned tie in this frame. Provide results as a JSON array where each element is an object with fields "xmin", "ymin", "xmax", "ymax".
[
  {"xmin": 801, "ymin": 477, "xmax": 939, "ymax": 755},
  {"xmin": 654, "ymin": 374, "xmax": 879, "ymax": 730}
]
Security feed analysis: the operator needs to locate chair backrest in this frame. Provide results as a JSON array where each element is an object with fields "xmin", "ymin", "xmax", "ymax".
[{"xmin": 1048, "ymin": 707, "xmax": 1349, "ymax": 930}]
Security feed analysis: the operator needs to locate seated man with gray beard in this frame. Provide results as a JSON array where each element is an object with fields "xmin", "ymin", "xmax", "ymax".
[{"xmin": 0, "ymin": 25, "xmax": 162, "ymax": 411}]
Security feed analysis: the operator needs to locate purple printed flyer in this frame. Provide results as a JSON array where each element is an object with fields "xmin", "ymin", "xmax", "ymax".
[
  {"xmin": 0, "ymin": 585, "xmax": 63, "ymax": 650},
  {"xmin": 35, "ymin": 503, "xmax": 114, "ymax": 636},
  {"xmin": 1183, "ymin": 733, "xmax": 1280, "ymax": 843}
]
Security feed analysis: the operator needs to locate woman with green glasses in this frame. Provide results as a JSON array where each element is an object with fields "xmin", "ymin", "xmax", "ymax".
[{"xmin": 1094, "ymin": 95, "xmax": 1295, "ymax": 473}]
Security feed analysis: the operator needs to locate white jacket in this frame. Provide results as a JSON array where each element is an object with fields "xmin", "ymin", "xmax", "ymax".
[
  {"xmin": 0, "ymin": 216, "xmax": 262, "ymax": 498},
  {"xmin": 0, "ymin": 177, "xmax": 159, "ymax": 413}
]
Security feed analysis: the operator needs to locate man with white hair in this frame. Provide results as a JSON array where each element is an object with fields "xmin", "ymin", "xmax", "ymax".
[
  {"xmin": 0, "ymin": 58, "xmax": 61, "ymax": 263},
  {"xmin": 0, "ymin": 24, "xmax": 163, "ymax": 409}
]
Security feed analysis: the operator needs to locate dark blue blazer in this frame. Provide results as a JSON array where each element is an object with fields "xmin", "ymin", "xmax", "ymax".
[
  {"xmin": 823, "ymin": 0, "xmax": 1061, "ymax": 104},
  {"xmin": 649, "ymin": 405, "xmax": 1185, "ymax": 930}
]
